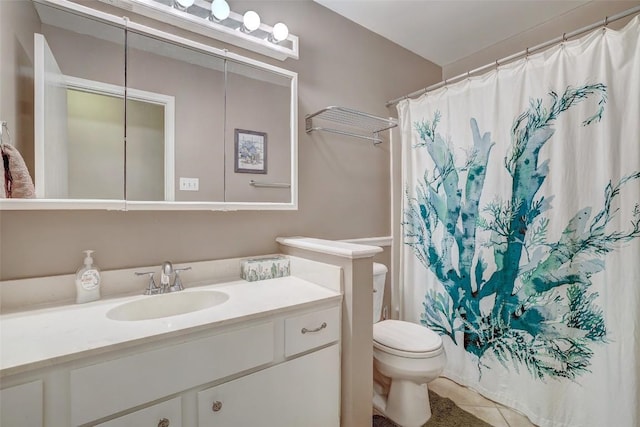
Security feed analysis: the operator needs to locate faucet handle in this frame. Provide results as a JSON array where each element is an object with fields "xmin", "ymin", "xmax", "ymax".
[
  {"xmin": 135, "ymin": 271, "xmax": 161, "ymax": 295},
  {"xmin": 169, "ymin": 267, "xmax": 192, "ymax": 292}
]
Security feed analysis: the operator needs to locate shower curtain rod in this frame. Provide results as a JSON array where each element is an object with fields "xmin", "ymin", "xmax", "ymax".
[{"xmin": 386, "ymin": 5, "xmax": 640, "ymax": 107}]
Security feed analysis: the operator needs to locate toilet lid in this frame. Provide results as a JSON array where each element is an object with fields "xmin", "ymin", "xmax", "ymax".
[{"xmin": 373, "ymin": 320, "xmax": 442, "ymax": 353}]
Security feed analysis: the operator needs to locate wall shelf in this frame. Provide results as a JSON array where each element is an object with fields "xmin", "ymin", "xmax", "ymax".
[{"xmin": 305, "ymin": 106, "xmax": 397, "ymax": 144}]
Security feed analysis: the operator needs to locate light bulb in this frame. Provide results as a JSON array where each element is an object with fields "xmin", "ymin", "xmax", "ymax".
[
  {"xmin": 210, "ymin": 0, "xmax": 230, "ymax": 22},
  {"xmin": 241, "ymin": 11, "xmax": 261, "ymax": 33},
  {"xmin": 270, "ymin": 22, "xmax": 289, "ymax": 43},
  {"xmin": 174, "ymin": 0, "xmax": 194, "ymax": 10}
]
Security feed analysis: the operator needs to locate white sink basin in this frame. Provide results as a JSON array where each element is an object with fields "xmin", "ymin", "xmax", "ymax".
[{"xmin": 106, "ymin": 290, "xmax": 229, "ymax": 321}]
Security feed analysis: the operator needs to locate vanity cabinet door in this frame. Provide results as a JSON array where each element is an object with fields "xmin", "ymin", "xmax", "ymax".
[
  {"xmin": 94, "ymin": 397, "xmax": 181, "ymax": 427},
  {"xmin": 197, "ymin": 344, "xmax": 340, "ymax": 427},
  {"xmin": 0, "ymin": 380, "xmax": 43, "ymax": 427}
]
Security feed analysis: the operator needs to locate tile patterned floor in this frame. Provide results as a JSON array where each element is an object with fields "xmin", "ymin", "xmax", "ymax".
[{"xmin": 428, "ymin": 377, "xmax": 538, "ymax": 427}]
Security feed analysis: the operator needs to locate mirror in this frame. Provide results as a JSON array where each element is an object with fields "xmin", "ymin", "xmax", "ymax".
[
  {"xmin": 126, "ymin": 30, "xmax": 225, "ymax": 203},
  {"xmin": 0, "ymin": 0, "xmax": 297, "ymax": 209},
  {"xmin": 225, "ymin": 61, "xmax": 293, "ymax": 203},
  {"xmin": 33, "ymin": 2, "xmax": 126, "ymax": 200}
]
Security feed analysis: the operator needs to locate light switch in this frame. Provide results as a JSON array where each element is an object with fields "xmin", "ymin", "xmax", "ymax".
[{"xmin": 179, "ymin": 177, "xmax": 199, "ymax": 191}]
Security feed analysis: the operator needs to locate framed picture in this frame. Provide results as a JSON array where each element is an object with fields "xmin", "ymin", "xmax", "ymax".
[{"xmin": 234, "ymin": 129, "xmax": 267, "ymax": 174}]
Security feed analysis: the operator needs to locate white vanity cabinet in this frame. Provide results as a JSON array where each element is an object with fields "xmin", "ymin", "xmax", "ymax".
[
  {"xmin": 0, "ymin": 300, "xmax": 341, "ymax": 427},
  {"xmin": 197, "ymin": 306, "xmax": 341, "ymax": 427}
]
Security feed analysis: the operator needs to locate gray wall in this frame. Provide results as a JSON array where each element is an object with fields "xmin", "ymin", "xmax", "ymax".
[
  {"xmin": 0, "ymin": 0, "xmax": 441, "ymax": 279},
  {"xmin": 443, "ymin": 1, "xmax": 640, "ymax": 79}
]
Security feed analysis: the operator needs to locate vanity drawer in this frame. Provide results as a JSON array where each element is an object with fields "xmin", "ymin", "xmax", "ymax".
[
  {"xmin": 70, "ymin": 322, "xmax": 274, "ymax": 426},
  {"xmin": 95, "ymin": 397, "xmax": 181, "ymax": 427},
  {"xmin": 284, "ymin": 306, "xmax": 340, "ymax": 357}
]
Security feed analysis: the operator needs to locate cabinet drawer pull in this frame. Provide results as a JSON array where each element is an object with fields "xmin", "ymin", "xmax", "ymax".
[
  {"xmin": 301, "ymin": 322, "xmax": 327, "ymax": 334},
  {"xmin": 158, "ymin": 418, "xmax": 170, "ymax": 427},
  {"xmin": 212, "ymin": 400, "xmax": 223, "ymax": 412}
]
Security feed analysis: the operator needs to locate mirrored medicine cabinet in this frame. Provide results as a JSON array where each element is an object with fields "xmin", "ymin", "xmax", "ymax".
[{"xmin": 0, "ymin": 0, "xmax": 297, "ymax": 210}]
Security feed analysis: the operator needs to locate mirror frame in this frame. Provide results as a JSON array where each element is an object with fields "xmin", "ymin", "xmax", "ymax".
[{"xmin": 0, "ymin": 0, "xmax": 298, "ymax": 211}]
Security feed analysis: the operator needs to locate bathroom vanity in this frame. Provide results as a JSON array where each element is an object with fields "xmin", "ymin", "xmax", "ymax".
[{"xmin": 0, "ymin": 260, "xmax": 342, "ymax": 426}]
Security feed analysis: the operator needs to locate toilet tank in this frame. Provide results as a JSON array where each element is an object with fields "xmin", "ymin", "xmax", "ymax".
[{"xmin": 373, "ymin": 263, "xmax": 388, "ymax": 323}]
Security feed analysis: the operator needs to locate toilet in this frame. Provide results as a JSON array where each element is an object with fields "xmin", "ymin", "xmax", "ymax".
[{"xmin": 372, "ymin": 263, "xmax": 446, "ymax": 427}]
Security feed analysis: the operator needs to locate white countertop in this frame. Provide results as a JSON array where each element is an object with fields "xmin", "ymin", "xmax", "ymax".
[{"xmin": 0, "ymin": 276, "xmax": 341, "ymax": 378}]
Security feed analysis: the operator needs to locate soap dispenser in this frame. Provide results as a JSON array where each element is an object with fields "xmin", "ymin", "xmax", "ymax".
[{"xmin": 75, "ymin": 250, "xmax": 101, "ymax": 303}]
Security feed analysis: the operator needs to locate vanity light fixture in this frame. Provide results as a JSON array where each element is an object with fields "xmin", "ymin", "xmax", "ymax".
[
  {"xmin": 173, "ymin": 0, "xmax": 194, "ymax": 11},
  {"xmin": 97, "ymin": 0, "xmax": 299, "ymax": 60},
  {"xmin": 241, "ymin": 10, "xmax": 261, "ymax": 33},
  {"xmin": 209, "ymin": 0, "xmax": 230, "ymax": 22},
  {"xmin": 269, "ymin": 22, "xmax": 289, "ymax": 44}
]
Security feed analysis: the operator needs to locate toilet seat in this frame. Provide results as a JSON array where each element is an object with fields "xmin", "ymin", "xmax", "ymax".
[{"xmin": 373, "ymin": 320, "xmax": 443, "ymax": 358}]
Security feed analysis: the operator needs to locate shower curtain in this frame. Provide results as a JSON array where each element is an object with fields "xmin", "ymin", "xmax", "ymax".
[{"xmin": 398, "ymin": 17, "xmax": 640, "ymax": 427}]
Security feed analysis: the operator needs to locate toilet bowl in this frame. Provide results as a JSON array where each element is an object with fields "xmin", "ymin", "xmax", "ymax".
[{"xmin": 372, "ymin": 263, "xmax": 446, "ymax": 427}]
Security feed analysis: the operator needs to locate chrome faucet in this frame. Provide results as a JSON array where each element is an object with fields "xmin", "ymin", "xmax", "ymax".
[
  {"xmin": 135, "ymin": 261, "xmax": 191, "ymax": 294},
  {"xmin": 160, "ymin": 261, "xmax": 174, "ymax": 293}
]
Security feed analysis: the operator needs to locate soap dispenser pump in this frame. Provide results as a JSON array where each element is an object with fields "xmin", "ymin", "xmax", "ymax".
[{"xmin": 75, "ymin": 250, "xmax": 101, "ymax": 303}]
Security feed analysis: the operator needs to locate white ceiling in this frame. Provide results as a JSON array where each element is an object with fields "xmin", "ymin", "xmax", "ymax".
[{"xmin": 314, "ymin": 0, "xmax": 590, "ymax": 66}]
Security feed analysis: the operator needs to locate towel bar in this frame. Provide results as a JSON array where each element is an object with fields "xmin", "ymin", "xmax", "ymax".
[{"xmin": 249, "ymin": 180, "xmax": 291, "ymax": 188}]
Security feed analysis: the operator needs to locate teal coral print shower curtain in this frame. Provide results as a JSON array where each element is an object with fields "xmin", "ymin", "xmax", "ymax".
[{"xmin": 398, "ymin": 16, "xmax": 640, "ymax": 427}]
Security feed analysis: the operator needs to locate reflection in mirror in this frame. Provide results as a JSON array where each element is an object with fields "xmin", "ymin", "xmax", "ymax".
[
  {"xmin": 32, "ymin": 2, "xmax": 125, "ymax": 199},
  {"xmin": 225, "ymin": 61, "xmax": 292, "ymax": 203},
  {"xmin": 64, "ymin": 74, "xmax": 174, "ymax": 201},
  {"xmin": 126, "ymin": 31, "xmax": 225, "ymax": 202},
  {"xmin": 126, "ymin": 97, "xmax": 169, "ymax": 201},
  {"xmin": 66, "ymin": 88, "xmax": 123, "ymax": 199}
]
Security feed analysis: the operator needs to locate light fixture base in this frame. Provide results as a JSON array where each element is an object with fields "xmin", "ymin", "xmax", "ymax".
[{"xmin": 98, "ymin": 0, "xmax": 299, "ymax": 60}]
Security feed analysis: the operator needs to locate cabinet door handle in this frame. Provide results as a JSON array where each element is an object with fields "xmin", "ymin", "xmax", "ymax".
[
  {"xmin": 301, "ymin": 322, "xmax": 327, "ymax": 334},
  {"xmin": 158, "ymin": 418, "xmax": 170, "ymax": 427},
  {"xmin": 212, "ymin": 400, "xmax": 223, "ymax": 412}
]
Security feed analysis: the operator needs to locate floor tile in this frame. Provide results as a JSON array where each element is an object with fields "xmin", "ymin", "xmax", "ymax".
[
  {"xmin": 372, "ymin": 375, "xmax": 542, "ymax": 427},
  {"xmin": 429, "ymin": 377, "xmax": 497, "ymax": 408},
  {"xmin": 458, "ymin": 406, "xmax": 509, "ymax": 427},
  {"xmin": 498, "ymin": 406, "xmax": 538, "ymax": 427}
]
